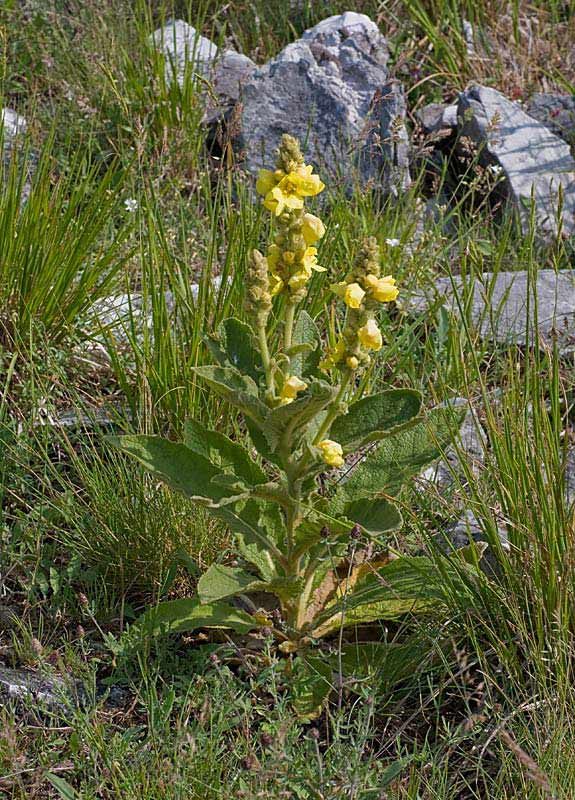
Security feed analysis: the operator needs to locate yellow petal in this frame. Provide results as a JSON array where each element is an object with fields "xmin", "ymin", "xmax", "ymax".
[
  {"xmin": 302, "ymin": 213, "xmax": 326, "ymax": 245},
  {"xmin": 343, "ymin": 283, "xmax": 365, "ymax": 309},
  {"xmin": 256, "ymin": 169, "xmax": 280, "ymax": 196},
  {"xmin": 358, "ymin": 319, "xmax": 383, "ymax": 351}
]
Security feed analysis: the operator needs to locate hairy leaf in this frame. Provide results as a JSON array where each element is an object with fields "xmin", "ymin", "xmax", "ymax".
[
  {"xmin": 330, "ymin": 389, "xmax": 422, "ymax": 450},
  {"xmin": 184, "ymin": 418, "xmax": 266, "ymax": 486},
  {"xmin": 312, "ymin": 556, "xmax": 441, "ymax": 637},
  {"xmin": 290, "ymin": 656, "xmax": 333, "ymax": 720},
  {"xmin": 210, "ymin": 500, "xmax": 281, "ymax": 580},
  {"xmin": 192, "ymin": 366, "xmax": 268, "ymax": 424},
  {"xmin": 218, "ymin": 317, "xmax": 262, "ymax": 381},
  {"xmin": 136, "ymin": 597, "xmax": 258, "ymax": 635},
  {"xmin": 344, "ymin": 497, "xmax": 403, "ymax": 535},
  {"xmin": 108, "ymin": 435, "xmax": 246, "ymax": 507},
  {"xmin": 338, "ymin": 405, "xmax": 466, "ymax": 502},
  {"xmin": 290, "ymin": 311, "xmax": 320, "ymax": 378},
  {"xmin": 198, "ymin": 564, "xmax": 302, "ymax": 605},
  {"xmin": 198, "ymin": 564, "xmax": 259, "ymax": 604},
  {"xmin": 263, "ymin": 380, "xmax": 336, "ymax": 451}
]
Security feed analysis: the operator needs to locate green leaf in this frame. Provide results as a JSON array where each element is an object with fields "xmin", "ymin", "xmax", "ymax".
[
  {"xmin": 46, "ymin": 775, "xmax": 77, "ymax": 800},
  {"xmin": 183, "ymin": 418, "xmax": 266, "ymax": 486},
  {"xmin": 290, "ymin": 656, "xmax": 333, "ymax": 720},
  {"xmin": 263, "ymin": 380, "xmax": 336, "ymax": 451},
  {"xmin": 108, "ymin": 435, "xmax": 246, "ymax": 507},
  {"xmin": 338, "ymin": 405, "xmax": 466, "ymax": 502},
  {"xmin": 335, "ymin": 640, "xmax": 433, "ymax": 689},
  {"xmin": 312, "ymin": 556, "xmax": 441, "ymax": 637},
  {"xmin": 246, "ymin": 418, "xmax": 283, "ymax": 467},
  {"xmin": 344, "ymin": 498, "xmax": 403, "ymax": 535},
  {"xmin": 330, "ymin": 389, "xmax": 422, "ymax": 451},
  {"xmin": 197, "ymin": 564, "xmax": 259, "ymax": 604},
  {"xmin": 210, "ymin": 499, "xmax": 281, "ymax": 580},
  {"xmin": 136, "ymin": 597, "xmax": 258, "ymax": 635},
  {"xmin": 192, "ymin": 366, "xmax": 269, "ymax": 424},
  {"xmin": 198, "ymin": 564, "xmax": 302, "ymax": 605},
  {"xmin": 218, "ymin": 317, "xmax": 262, "ymax": 381},
  {"xmin": 290, "ymin": 311, "xmax": 320, "ymax": 378}
]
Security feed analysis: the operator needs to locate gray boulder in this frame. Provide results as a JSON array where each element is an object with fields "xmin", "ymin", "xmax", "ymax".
[
  {"xmin": 150, "ymin": 20, "xmax": 255, "ymax": 124},
  {"xmin": 150, "ymin": 19, "xmax": 218, "ymax": 75},
  {"xmin": 433, "ymin": 510, "xmax": 509, "ymax": 574},
  {"xmin": 457, "ymin": 85, "xmax": 575, "ymax": 240},
  {"xmin": 417, "ymin": 102, "xmax": 458, "ymax": 136},
  {"xmin": 0, "ymin": 666, "xmax": 128, "ymax": 719},
  {"xmin": 407, "ymin": 270, "xmax": 575, "ymax": 355},
  {"xmin": 525, "ymin": 93, "xmax": 575, "ymax": 145},
  {"xmin": 2, "ymin": 108, "xmax": 31, "ymax": 202},
  {"xmin": 235, "ymin": 12, "xmax": 410, "ymax": 193},
  {"xmin": 418, "ymin": 398, "xmax": 486, "ymax": 492}
]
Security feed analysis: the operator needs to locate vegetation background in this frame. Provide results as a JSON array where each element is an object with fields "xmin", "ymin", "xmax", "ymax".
[{"xmin": 1, "ymin": 0, "xmax": 575, "ymax": 797}]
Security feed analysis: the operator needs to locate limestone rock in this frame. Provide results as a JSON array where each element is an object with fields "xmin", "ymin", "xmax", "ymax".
[
  {"xmin": 457, "ymin": 85, "xmax": 575, "ymax": 240},
  {"xmin": 150, "ymin": 20, "xmax": 255, "ymax": 124},
  {"xmin": 150, "ymin": 19, "xmax": 218, "ymax": 76},
  {"xmin": 525, "ymin": 93, "xmax": 575, "ymax": 145},
  {"xmin": 407, "ymin": 270, "xmax": 575, "ymax": 355},
  {"xmin": 417, "ymin": 102, "xmax": 458, "ymax": 135},
  {"xmin": 0, "ymin": 666, "xmax": 129, "ymax": 719},
  {"xmin": 235, "ymin": 12, "xmax": 410, "ymax": 193},
  {"xmin": 419, "ymin": 398, "xmax": 486, "ymax": 492},
  {"xmin": 433, "ymin": 510, "xmax": 509, "ymax": 574},
  {"xmin": 2, "ymin": 108, "xmax": 31, "ymax": 202}
]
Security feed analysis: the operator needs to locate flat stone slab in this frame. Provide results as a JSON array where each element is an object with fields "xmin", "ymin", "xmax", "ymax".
[
  {"xmin": 235, "ymin": 12, "xmax": 409, "ymax": 192},
  {"xmin": 0, "ymin": 666, "xmax": 128, "ymax": 719},
  {"xmin": 407, "ymin": 270, "xmax": 575, "ymax": 353},
  {"xmin": 458, "ymin": 85, "xmax": 575, "ymax": 240}
]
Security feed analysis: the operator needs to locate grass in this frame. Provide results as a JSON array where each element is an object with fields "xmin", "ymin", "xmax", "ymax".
[{"xmin": 2, "ymin": 0, "xmax": 575, "ymax": 797}]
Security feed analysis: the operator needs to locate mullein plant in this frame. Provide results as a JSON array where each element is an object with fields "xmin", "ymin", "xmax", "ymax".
[{"xmin": 110, "ymin": 135, "xmax": 465, "ymax": 666}]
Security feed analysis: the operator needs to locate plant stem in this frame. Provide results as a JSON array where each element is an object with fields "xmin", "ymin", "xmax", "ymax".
[
  {"xmin": 284, "ymin": 301, "xmax": 296, "ymax": 353},
  {"xmin": 313, "ymin": 371, "xmax": 352, "ymax": 445},
  {"xmin": 257, "ymin": 320, "xmax": 274, "ymax": 395}
]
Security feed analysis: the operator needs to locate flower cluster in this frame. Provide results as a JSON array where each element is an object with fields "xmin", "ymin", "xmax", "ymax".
[
  {"xmin": 256, "ymin": 135, "xmax": 326, "ymax": 303},
  {"xmin": 321, "ymin": 237, "xmax": 399, "ymax": 372}
]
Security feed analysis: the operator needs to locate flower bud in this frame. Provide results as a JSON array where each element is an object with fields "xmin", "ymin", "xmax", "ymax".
[{"xmin": 318, "ymin": 439, "xmax": 345, "ymax": 468}]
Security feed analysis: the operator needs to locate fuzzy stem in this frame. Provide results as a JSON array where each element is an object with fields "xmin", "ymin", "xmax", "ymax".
[
  {"xmin": 257, "ymin": 320, "xmax": 274, "ymax": 395},
  {"xmin": 313, "ymin": 371, "xmax": 352, "ymax": 445},
  {"xmin": 284, "ymin": 302, "xmax": 296, "ymax": 354}
]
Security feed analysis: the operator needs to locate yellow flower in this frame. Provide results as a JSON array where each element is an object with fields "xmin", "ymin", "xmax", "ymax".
[
  {"xmin": 264, "ymin": 182, "xmax": 305, "ymax": 216},
  {"xmin": 267, "ymin": 245, "xmax": 281, "ymax": 271},
  {"xmin": 256, "ymin": 169, "xmax": 283, "ymax": 196},
  {"xmin": 262, "ymin": 166, "xmax": 324, "ymax": 216},
  {"xmin": 280, "ymin": 375, "xmax": 308, "ymax": 405},
  {"xmin": 302, "ymin": 247, "xmax": 326, "ymax": 274},
  {"xmin": 288, "ymin": 269, "xmax": 310, "ymax": 290},
  {"xmin": 292, "ymin": 164, "xmax": 325, "ymax": 197},
  {"xmin": 318, "ymin": 439, "xmax": 344, "ymax": 468},
  {"xmin": 343, "ymin": 282, "xmax": 365, "ymax": 309},
  {"xmin": 319, "ymin": 338, "xmax": 345, "ymax": 371},
  {"xmin": 302, "ymin": 213, "xmax": 326, "ymax": 245},
  {"xmin": 346, "ymin": 356, "xmax": 359, "ymax": 370},
  {"xmin": 358, "ymin": 319, "xmax": 383, "ymax": 351},
  {"xmin": 365, "ymin": 274, "xmax": 399, "ymax": 303},
  {"xmin": 270, "ymin": 272, "xmax": 284, "ymax": 296}
]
